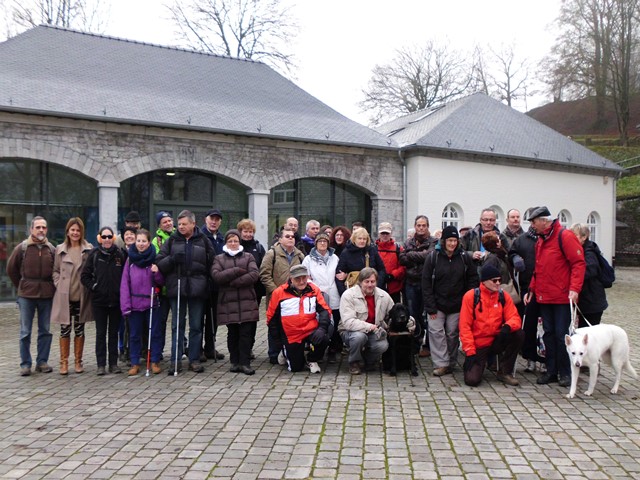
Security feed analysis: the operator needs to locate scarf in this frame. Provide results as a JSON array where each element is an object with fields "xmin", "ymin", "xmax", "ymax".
[
  {"xmin": 128, "ymin": 243, "xmax": 156, "ymax": 268},
  {"xmin": 223, "ymin": 245, "xmax": 244, "ymax": 256}
]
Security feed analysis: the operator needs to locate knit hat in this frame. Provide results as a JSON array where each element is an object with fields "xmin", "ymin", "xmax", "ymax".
[
  {"xmin": 125, "ymin": 211, "xmax": 141, "ymax": 223},
  {"xmin": 441, "ymin": 225, "xmax": 459, "ymax": 240},
  {"xmin": 290, "ymin": 264, "xmax": 309, "ymax": 278},
  {"xmin": 480, "ymin": 264, "xmax": 502, "ymax": 282},
  {"xmin": 156, "ymin": 210, "xmax": 171, "ymax": 225},
  {"xmin": 315, "ymin": 233, "xmax": 330, "ymax": 245},
  {"xmin": 378, "ymin": 222, "xmax": 392, "ymax": 234},
  {"xmin": 224, "ymin": 229, "xmax": 240, "ymax": 242}
]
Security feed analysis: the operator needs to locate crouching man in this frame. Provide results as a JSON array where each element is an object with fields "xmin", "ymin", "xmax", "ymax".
[
  {"xmin": 266, "ymin": 264, "xmax": 331, "ymax": 373},
  {"xmin": 459, "ymin": 264, "xmax": 524, "ymax": 387},
  {"xmin": 339, "ymin": 267, "xmax": 394, "ymax": 375}
]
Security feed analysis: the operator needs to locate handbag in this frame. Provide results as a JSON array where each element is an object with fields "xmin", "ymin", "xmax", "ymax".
[
  {"xmin": 344, "ymin": 252, "xmax": 369, "ymax": 289},
  {"xmin": 501, "ymin": 279, "xmax": 521, "ymax": 305}
]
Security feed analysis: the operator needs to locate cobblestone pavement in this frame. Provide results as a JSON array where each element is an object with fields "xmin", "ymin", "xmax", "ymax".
[{"xmin": 0, "ymin": 269, "xmax": 639, "ymax": 479}]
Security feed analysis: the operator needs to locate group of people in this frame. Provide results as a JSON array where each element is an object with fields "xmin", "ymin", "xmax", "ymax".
[{"xmin": 8, "ymin": 205, "xmax": 607, "ymax": 388}]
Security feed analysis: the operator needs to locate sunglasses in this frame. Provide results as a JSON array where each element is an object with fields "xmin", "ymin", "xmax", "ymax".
[
  {"xmin": 101, "ymin": 234, "xmax": 114, "ymax": 240},
  {"xmin": 489, "ymin": 278, "xmax": 501, "ymax": 284}
]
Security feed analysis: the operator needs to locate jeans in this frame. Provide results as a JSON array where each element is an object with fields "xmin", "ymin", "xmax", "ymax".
[
  {"xmin": 18, "ymin": 297, "xmax": 53, "ymax": 368},
  {"xmin": 170, "ymin": 296, "xmax": 204, "ymax": 364},
  {"xmin": 340, "ymin": 330, "xmax": 388, "ymax": 365},
  {"xmin": 405, "ymin": 282, "xmax": 427, "ymax": 349},
  {"xmin": 129, "ymin": 308, "xmax": 163, "ymax": 365},
  {"xmin": 539, "ymin": 303, "xmax": 572, "ymax": 378}
]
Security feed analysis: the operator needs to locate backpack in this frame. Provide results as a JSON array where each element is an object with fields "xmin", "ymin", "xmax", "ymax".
[
  {"xmin": 557, "ymin": 229, "xmax": 615, "ymax": 288},
  {"xmin": 472, "ymin": 287, "xmax": 505, "ymax": 321}
]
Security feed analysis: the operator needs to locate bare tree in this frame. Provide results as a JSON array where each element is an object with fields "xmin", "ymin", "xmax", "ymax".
[
  {"xmin": 167, "ymin": 0, "xmax": 298, "ymax": 75},
  {"xmin": 359, "ymin": 42, "xmax": 473, "ymax": 126},
  {"xmin": 486, "ymin": 43, "xmax": 530, "ymax": 107},
  {"xmin": 5, "ymin": 0, "xmax": 109, "ymax": 34},
  {"xmin": 470, "ymin": 45, "xmax": 490, "ymax": 96}
]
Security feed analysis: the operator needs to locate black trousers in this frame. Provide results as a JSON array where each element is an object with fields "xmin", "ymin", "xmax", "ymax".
[
  {"xmin": 227, "ymin": 322, "xmax": 255, "ymax": 366},
  {"xmin": 520, "ymin": 293, "xmax": 545, "ymax": 363},
  {"xmin": 284, "ymin": 334, "xmax": 328, "ymax": 372},
  {"xmin": 94, "ymin": 305, "xmax": 121, "ymax": 368},
  {"xmin": 202, "ymin": 292, "xmax": 218, "ymax": 355},
  {"xmin": 464, "ymin": 329, "xmax": 525, "ymax": 386}
]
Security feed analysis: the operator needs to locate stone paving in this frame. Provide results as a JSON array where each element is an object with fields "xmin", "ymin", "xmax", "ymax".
[{"xmin": 0, "ymin": 269, "xmax": 639, "ymax": 479}]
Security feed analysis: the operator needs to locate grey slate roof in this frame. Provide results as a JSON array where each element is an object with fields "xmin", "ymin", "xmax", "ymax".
[
  {"xmin": 0, "ymin": 26, "xmax": 395, "ymax": 150},
  {"xmin": 378, "ymin": 93, "xmax": 623, "ymax": 174}
]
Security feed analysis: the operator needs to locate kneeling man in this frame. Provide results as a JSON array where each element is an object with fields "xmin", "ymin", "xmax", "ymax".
[
  {"xmin": 460, "ymin": 264, "xmax": 524, "ymax": 386},
  {"xmin": 339, "ymin": 267, "xmax": 394, "ymax": 375}
]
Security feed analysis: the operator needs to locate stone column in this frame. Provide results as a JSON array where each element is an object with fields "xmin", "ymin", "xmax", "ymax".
[
  {"xmin": 98, "ymin": 182, "xmax": 119, "ymax": 232},
  {"xmin": 248, "ymin": 189, "xmax": 270, "ymax": 247}
]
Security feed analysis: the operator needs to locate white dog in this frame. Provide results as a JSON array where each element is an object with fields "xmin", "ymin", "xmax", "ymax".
[{"xmin": 564, "ymin": 324, "xmax": 637, "ymax": 399}]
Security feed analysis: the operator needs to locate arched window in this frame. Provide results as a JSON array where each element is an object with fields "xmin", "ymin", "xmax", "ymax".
[
  {"xmin": 489, "ymin": 205, "xmax": 505, "ymax": 231},
  {"xmin": 587, "ymin": 212, "xmax": 599, "ymax": 243},
  {"xmin": 441, "ymin": 203, "xmax": 461, "ymax": 229},
  {"xmin": 558, "ymin": 210, "xmax": 571, "ymax": 228}
]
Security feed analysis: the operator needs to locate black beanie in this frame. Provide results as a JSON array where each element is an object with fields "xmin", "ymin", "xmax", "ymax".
[
  {"xmin": 441, "ymin": 225, "xmax": 459, "ymax": 240},
  {"xmin": 480, "ymin": 264, "xmax": 501, "ymax": 282}
]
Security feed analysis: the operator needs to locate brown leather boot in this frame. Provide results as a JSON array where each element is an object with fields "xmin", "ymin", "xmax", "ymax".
[
  {"xmin": 59, "ymin": 337, "xmax": 70, "ymax": 375},
  {"xmin": 74, "ymin": 336, "xmax": 85, "ymax": 373}
]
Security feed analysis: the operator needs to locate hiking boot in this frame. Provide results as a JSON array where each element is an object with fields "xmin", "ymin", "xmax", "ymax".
[
  {"xmin": 433, "ymin": 366, "xmax": 452, "ymax": 377},
  {"xmin": 188, "ymin": 362, "xmax": 204, "ymax": 373},
  {"xmin": 349, "ymin": 362, "xmax": 361, "ymax": 375},
  {"xmin": 240, "ymin": 365, "xmax": 255, "ymax": 375},
  {"xmin": 151, "ymin": 363, "xmax": 162, "ymax": 375},
  {"xmin": 308, "ymin": 362, "xmax": 321, "ymax": 374},
  {"xmin": 20, "ymin": 367, "xmax": 31, "ymax": 376},
  {"xmin": 128, "ymin": 365, "xmax": 140, "ymax": 376},
  {"xmin": 230, "ymin": 364, "xmax": 241, "ymax": 373},
  {"xmin": 108, "ymin": 365, "xmax": 122, "ymax": 374},
  {"xmin": 558, "ymin": 375, "xmax": 571, "ymax": 387},
  {"xmin": 497, "ymin": 373, "xmax": 520, "ymax": 386},
  {"xmin": 35, "ymin": 363, "xmax": 52, "ymax": 373},
  {"xmin": 168, "ymin": 366, "xmax": 182, "ymax": 376},
  {"xmin": 537, "ymin": 373, "xmax": 558, "ymax": 385},
  {"xmin": 96, "ymin": 366, "xmax": 106, "ymax": 376}
]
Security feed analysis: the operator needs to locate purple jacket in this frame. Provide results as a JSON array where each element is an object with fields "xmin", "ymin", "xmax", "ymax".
[{"xmin": 120, "ymin": 259, "xmax": 165, "ymax": 315}]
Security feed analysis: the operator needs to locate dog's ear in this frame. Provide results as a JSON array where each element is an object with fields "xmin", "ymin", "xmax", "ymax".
[
  {"xmin": 565, "ymin": 335, "xmax": 572, "ymax": 346},
  {"xmin": 582, "ymin": 334, "xmax": 588, "ymax": 345}
]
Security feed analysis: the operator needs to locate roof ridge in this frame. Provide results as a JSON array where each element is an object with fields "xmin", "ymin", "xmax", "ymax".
[{"xmin": 36, "ymin": 24, "xmax": 262, "ymax": 65}]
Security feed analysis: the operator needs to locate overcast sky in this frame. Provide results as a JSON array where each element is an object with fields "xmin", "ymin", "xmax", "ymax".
[{"xmin": 104, "ymin": 0, "xmax": 561, "ymax": 124}]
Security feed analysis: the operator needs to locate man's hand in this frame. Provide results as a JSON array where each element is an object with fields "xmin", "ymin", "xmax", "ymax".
[
  {"xmin": 472, "ymin": 251, "xmax": 485, "ymax": 261},
  {"xmin": 523, "ymin": 291, "xmax": 532, "ymax": 305},
  {"xmin": 497, "ymin": 324, "xmax": 510, "ymax": 345},
  {"xmin": 463, "ymin": 354, "xmax": 477, "ymax": 372},
  {"xmin": 568, "ymin": 290, "xmax": 579, "ymax": 303},
  {"xmin": 310, "ymin": 328, "xmax": 327, "ymax": 345}
]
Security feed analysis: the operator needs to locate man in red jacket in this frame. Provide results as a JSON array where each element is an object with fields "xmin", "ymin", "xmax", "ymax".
[
  {"xmin": 524, "ymin": 206, "xmax": 586, "ymax": 387},
  {"xmin": 375, "ymin": 222, "xmax": 405, "ymax": 303},
  {"xmin": 460, "ymin": 264, "xmax": 524, "ymax": 387}
]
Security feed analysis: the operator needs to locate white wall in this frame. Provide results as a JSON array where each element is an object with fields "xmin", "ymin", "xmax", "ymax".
[{"xmin": 406, "ymin": 155, "xmax": 617, "ymax": 260}]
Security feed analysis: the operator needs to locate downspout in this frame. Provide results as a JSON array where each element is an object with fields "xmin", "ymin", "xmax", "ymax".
[{"xmin": 398, "ymin": 148, "xmax": 407, "ymax": 242}]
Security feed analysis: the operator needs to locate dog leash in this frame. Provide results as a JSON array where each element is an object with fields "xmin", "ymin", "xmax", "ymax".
[{"xmin": 569, "ymin": 299, "xmax": 593, "ymax": 336}]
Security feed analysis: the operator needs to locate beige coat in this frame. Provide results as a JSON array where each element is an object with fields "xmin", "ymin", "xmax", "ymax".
[
  {"xmin": 51, "ymin": 241, "xmax": 94, "ymax": 325},
  {"xmin": 338, "ymin": 285, "xmax": 394, "ymax": 333}
]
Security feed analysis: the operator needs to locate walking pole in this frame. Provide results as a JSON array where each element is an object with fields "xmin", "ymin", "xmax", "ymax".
[
  {"xmin": 174, "ymin": 265, "xmax": 182, "ymax": 376},
  {"xmin": 211, "ymin": 304, "xmax": 217, "ymax": 363},
  {"xmin": 146, "ymin": 286, "xmax": 154, "ymax": 377}
]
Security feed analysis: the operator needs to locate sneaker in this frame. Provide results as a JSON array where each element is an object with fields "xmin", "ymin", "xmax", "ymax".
[
  {"xmin": 128, "ymin": 365, "xmax": 140, "ymax": 376},
  {"xmin": 349, "ymin": 362, "xmax": 361, "ymax": 375},
  {"xmin": 525, "ymin": 360, "xmax": 536, "ymax": 373},
  {"xmin": 35, "ymin": 363, "xmax": 52, "ymax": 373},
  {"xmin": 277, "ymin": 352, "xmax": 287, "ymax": 365},
  {"xmin": 308, "ymin": 362, "xmax": 321, "ymax": 374},
  {"xmin": 188, "ymin": 362, "xmax": 204, "ymax": 373},
  {"xmin": 151, "ymin": 363, "xmax": 162, "ymax": 375},
  {"xmin": 558, "ymin": 375, "xmax": 571, "ymax": 387},
  {"xmin": 537, "ymin": 373, "xmax": 558, "ymax": 385},
  {"xmin": 497, "ymin": 373, "xmax": 520, "ymax": 386},
  {"xmin": 96, "ymin": 366, "xmax": 106, "ymax": 376},
  {"xmin": 108, "ymin": 365, "xmax": 122, "ymax": 374},
  {"xmin": 433, "ymin": 366, "xmax": 452, "ymax": 377},
  {"xmin": 20, "ymin": 367, "xmax": 31, "ymax": 376}
]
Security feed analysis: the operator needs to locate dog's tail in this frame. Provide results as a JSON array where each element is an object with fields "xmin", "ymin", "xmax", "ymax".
[{"xmin": 625, "ymin": 361, "xmax": 638, "ymax": 379}]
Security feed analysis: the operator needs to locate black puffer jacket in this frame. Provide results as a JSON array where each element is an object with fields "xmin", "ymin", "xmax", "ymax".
[
  {"xmin": 579, "ymin": 240, "xmax": 608, "ymax": 314},
  {"xmin": 81, "ymin": 245, "xmax": 124, "ymax": 308},
  {"xmin": 422, "ymin": 244, "xmax": 478, "ymax": 315},
  {"xmin": 156, "ymin": 228, "xmax": 214, "ymax": 299},
  {"xmin": 508, "ymin": 227, "xmax": 537, "ymax": 292},
  {"xmin": 336, "ymin": 241, "xmax": 386, "ymax": 295}
]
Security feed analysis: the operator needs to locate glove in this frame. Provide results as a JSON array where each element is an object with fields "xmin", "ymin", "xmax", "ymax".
[
  {"xmin": 497, "ymin": 324, "xmax": 511, "ymax": 345},
  {"xmin": 512, "ymin": 255, "xmax": 525, "ymax": 272},
  {"xmin": 173, "ymin": 252, "xmax": 186, "ymax": 266},
  {"xmin": 374, "ymin": 327, "xmax": 387, "ymax": 340},
  {"xmin": 463, "ymin": 354, "xmax": 477, "ymax": 372},
  {"xmin": 386, "ymin": 273, "xmax": 395, "ymax": 282},
  {"xmin": 310, "ymin": 328, "xmax": 327, "ymax": 345}
]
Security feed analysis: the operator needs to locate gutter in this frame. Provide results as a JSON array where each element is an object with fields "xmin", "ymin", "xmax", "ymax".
[{"xmin": 398, "ymin": 147, "xmax": 407, "ymax": 241}]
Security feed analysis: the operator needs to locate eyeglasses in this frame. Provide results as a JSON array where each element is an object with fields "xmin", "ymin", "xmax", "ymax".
[
  {"xmin": 489, "ymin": 278, "xmax": 501, "ymax": 284},
  {"xmin": 282, "ymin": 235, "xmax": 294, "ymax": 239},
  {"xmin": 101, "ymin": 234, "xmax": 114, "ymax": 240},
  {"xmin": 480, "ymin": 218, "xmax": 496, "ymax": 222}
]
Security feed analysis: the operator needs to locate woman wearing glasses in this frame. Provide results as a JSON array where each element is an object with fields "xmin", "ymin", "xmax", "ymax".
[{"xmin": 81, "ymin": 226, "xmax": 125, "ymax": 375}]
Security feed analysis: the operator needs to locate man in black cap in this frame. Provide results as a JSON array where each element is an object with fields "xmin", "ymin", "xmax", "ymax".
[
  {"xmin": 524, "ymin": 206, "xmax": 585, "ymax": 387},
  {"xmin": 459, "ymin": 263, "xmax": 524, "ymax": 387},
  {"xmin": 201, "ymin": 209, "xmax": 225, "ymax": 361}
]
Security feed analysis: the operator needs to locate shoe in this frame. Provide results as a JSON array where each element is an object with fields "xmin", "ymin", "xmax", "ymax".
[
  {"xmin": 151, "ymin": 363, "xmax": 162, "ymax": 374},
  {"xmin": 525, "ymin": 360, "xmax": 536, "ymax": 373},
  {"xmin": 230, "ymin": 364, "xmax": 241, "ymax": 373},
  {"xmin": 537, "ymin": 373, "xmax": 558, "ymax": 385},
  {"xmin": 327, "ymin": 352, "xmax": 337, "ymax": 364},
  {"xmin": 497, "ymin": 373, "xmax": 520, "ymax": 386},
  {"xmin": 240, "ymin": 365, "xmax": 255, "ymax": 375},
  {"xmin": 215, "ymin": 350, "xmax": 225, "ymax": 360},
  {"xmin": 433, "ymin": 366, "xmax": 452, "ymax": 377},
  {"xmin": 35, "ymin": 363, "xmax": 52, "ymax": 373},
  {"xmin": 128, "ymin": 365, "xmax": 140, "ymax": 376},
  {"xmin": 108, "ymin": 365, "xmax": 122, "ymax": 374},
  {"xmin": 199, "ymin": 352, "xmax": 208, "ymax": 363},
  {"xmin": 418, "ymin": 347, "xmax": 431, "ymax": 358},
  {"xmin": 168, "ymin": 367, "xmax": 182, "ymax": 376},
  {"xmin": 97, "ymin": 366, "xmax": 106, "ymax": 376},
  {"xmin": 277, "ymin": 352, "xmax": 287, "ymax": 365},
  {"xmin": 269, "ymin": 356, "xmax": 279, "ymax": 365},
  {"xmin": 188, "ymin": 362, "xmax": 204, "ymax": 373},
  {"xmin": 487, "ymin": 362, "xmax": 497, "ymax": 372},
  {"xmin": 20, "ymin": 367, "xmax": 31, "ymax": 376},
  {"xmin": 558, "ymin": 375, "xmax": 571, "ymax": 387},
  {"xmin": 308, "ymin": 362, "xmax": 321, "ymax": 374},
  {"xmin": 349, "ymin": 362, "xmax": 361, "ymax": 375}
]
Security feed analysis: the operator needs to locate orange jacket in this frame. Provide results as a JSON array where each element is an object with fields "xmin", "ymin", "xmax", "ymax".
[
  {"xmin": 459, "ymin": 283, "xmax": 522, "ymax": 356},
  {"xmin": 266, "ymin": 281, "xmax": 331, "ymax": 344}
]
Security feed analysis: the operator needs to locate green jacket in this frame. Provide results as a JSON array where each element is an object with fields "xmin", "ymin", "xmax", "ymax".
[{"xmin": 152, "ymin": 228, "xmax": 173, "ymax": 254}]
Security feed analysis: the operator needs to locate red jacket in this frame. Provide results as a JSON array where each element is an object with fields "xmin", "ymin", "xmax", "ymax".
[
  {"xmin": 528, "ymin": 219, "xmax": 585, "ymax": 304},
  {"xmin": 375, "ymin": 238, "xmax": 406, "ymax": 295},
  {"xmin": 266, "ymin": 281, "xmax": 331, "ymax": 344},
  {"xmin": 459, "ymin": 284, "xmax": 521, "ymax": 356}
]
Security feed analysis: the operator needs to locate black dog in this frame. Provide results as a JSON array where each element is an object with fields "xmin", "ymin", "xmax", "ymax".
[{"xmin": 382, "ymin": 303, "xmax": 419, "ymax": 376}]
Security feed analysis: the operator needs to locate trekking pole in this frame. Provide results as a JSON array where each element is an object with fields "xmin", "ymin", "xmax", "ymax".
[
  {"xmin": 174, "ymin": 265, "xmax": 182, "ymax": 376},
  {"xmin": 211, "ymin": 304, "xmax": 217, "ymax": 363},
  {"xmin": 146, "ymin": 286, "xmax": 154, "ymax": 377}
]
